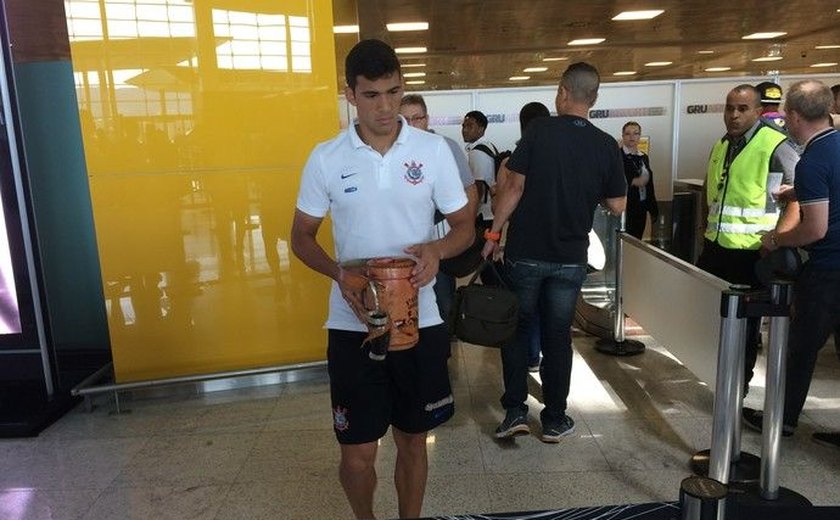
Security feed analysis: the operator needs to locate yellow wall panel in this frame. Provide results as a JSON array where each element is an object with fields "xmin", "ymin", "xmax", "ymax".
[{"xmin": 65, "ymin": 0, "xmax": 340, "ymax": 381}]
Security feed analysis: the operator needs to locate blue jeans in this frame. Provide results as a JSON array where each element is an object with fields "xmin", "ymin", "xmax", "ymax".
[
  {"xmin": 528, "ymin": 315, "xmax": 541, "ymax": 366},
  {"xmin": 501, "ymin": 258, "xmax": 586, "ymax": 423}
]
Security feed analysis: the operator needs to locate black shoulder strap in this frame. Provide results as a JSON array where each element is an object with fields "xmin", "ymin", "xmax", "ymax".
[{"xmin": 472, "ymin": 143, "xmax": 497, "ymax": 159}]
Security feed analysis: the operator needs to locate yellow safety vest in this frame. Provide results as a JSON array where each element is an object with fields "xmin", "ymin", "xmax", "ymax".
[{"xmin": 705, "ymin": 126, "xmax": 787, "ymax": 250}]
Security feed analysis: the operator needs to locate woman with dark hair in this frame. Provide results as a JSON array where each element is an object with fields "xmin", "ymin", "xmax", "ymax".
[{"xmin": 621, "ymin": 121, "xmax": 659, "ymax": 239}]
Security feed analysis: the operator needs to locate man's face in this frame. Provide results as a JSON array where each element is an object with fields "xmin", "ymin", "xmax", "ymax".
[
  {"xmin": 461, "ymin": 117, "xmax": 484, "ymax": 143},
  {"xmin": 833, "ymin": 91, "xmax": 840, "ymax": 113},
  {"xmin": 399, "ymin": 102, "xmax": 429, "ymax": 131},
  {"xmin": 724, "ymin": 89, "xmax": 762, "ymax": 137},
  {"xmin": 345, "ymin": 72, "xmax": 403, "ymax": 138},
  {"xmin": 783, "ymin": 105, "xmax": 806, "ymax": 145}
]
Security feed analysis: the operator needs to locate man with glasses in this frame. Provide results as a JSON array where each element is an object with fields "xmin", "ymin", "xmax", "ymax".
[
  {"xmin": 400, "ymin": 94, "xmax": 477, "ymax": 328},
  {"xmin": 698, "ymin": 84, "xmax": 798, "ymax": 401}
]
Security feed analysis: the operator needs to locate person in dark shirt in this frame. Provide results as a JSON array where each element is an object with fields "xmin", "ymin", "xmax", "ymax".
[
  {"xmin": 482, "ymin": 62, "xmax": 627, "ymax": 443},
  {"xmin": 621, "ymin": 121, "xmax": 659, "ymax": 239}
]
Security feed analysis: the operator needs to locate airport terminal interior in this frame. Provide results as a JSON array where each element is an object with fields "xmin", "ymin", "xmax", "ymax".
[
  {"xmin": 0, "ymin": 1, "xmax": 840, "ymax": 519},
  {"xmin": 2, "ymin": 333, "xmax": 840, "ymax": 519}
]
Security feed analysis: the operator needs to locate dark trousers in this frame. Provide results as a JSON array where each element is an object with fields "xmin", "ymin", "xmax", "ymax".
[
  {"xmin": 501, "ymin": 258, "xmax": 586, "ymax": 423},
  {"xmin": 433, "ymin": 270, "xmax": 455, "ymax": 328},
  {"xmin": 697, "ymin": 239, "xmax": 762, "ymax": 391},
  {"xmin": 625, "ymin": 206, "xmax": 648, "ymax": 240},
  {"xmin": 783, "ymin": 266, "xmax": 840, "ymax": 426}
]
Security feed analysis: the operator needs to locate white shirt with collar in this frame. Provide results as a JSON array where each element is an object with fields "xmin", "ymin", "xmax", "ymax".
[
  {"xmin": 466, "ymin": 137, "xmax": 497, "ymax": 221},
  {"xmin": 297, "ymin": 115, "xmax": 467, "ymax": 331}
]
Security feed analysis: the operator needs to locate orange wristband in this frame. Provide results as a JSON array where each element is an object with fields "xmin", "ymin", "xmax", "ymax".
[{"xmin": 483, "ymin": 229, "xmax": 502, "ymax": 241}]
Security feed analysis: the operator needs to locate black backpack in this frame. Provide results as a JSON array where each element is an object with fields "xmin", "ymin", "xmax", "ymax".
[{"xmin": 472, "ymin": 144, "xmax": 511, "ymax": 202}]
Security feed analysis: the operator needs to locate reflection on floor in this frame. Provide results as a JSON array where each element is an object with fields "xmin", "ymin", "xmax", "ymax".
[{"xmin": 1, "ymin": 333, "xmax": 839, "ymax": 520}]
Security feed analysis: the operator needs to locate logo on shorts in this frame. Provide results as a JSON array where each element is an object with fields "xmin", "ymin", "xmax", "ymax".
[
  {"xmin": 424, "ymin": 394, "xmax": 454, "ymax": 411},
  {"xmin": 404, "ymin": 160, "xmax": 424, "ymax": 185},
  {"xmin": 333, "ymin": 406, "xmax": 350, "ymax": 431}
]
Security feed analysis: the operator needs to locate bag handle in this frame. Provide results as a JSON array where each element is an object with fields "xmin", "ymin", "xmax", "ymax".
[{"xmin": 466, "ymin": 258, "xmax": 509, "ymax": 289}]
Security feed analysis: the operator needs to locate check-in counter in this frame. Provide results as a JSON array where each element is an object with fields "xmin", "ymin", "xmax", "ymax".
[{"xmin": 673, "ymin": 179, "xmax": 705, "ymax": 265}]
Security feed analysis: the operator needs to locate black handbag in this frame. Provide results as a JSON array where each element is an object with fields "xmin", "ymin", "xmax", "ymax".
[{"xmin": 450, "ymin": 260, "xmax": 519, "ymax": 347}]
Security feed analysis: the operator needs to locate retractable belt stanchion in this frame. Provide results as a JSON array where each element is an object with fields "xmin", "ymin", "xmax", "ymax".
[
  {"xmin": 690, "ymin": 286, "xmax": 761, "ymax": 482},
  {"xmin": 596, "ymin": 211, "xmax": 645, "ymax": 356},
  {"xmin": 762, "ymin": 281, "xmax": 793, "ymax": 499},
  {"xmin": 728, "ymin": 279, "xmax": 811, "ymax": 512}
]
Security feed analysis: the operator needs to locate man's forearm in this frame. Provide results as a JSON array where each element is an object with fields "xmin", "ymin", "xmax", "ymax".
[
  {"xmin": 490, "ymin": 183, "xmax": 522, "ymax": 233},
  {"xmin": 434, "ymin": 220, "xmax": 474, "ymax": 259},
  {"xmin": 291, "ymin": 234, "xmax": 340, "ymax": 281},
  {"xmin": 775, "ymin": 201, "xmax": 800, "ymax": 234}
]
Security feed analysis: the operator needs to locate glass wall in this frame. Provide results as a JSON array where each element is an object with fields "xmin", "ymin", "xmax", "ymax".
[{"xmin": 64, "ymin": 0, "xmax": 340, "ymax": 382}]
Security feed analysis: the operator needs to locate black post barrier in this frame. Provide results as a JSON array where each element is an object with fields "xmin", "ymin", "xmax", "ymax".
[
  {"xmin": 596, "ymin": 212, "xmax": 645, "ymax": 356},
  {"xmin": 690, "ymin": 286, "xmax": 761, "ymax": 482}
]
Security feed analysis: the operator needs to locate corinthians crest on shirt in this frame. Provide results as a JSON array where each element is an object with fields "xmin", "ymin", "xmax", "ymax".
[{"xmin": 404, "ymin": 160, "xmax": 424, "ymax": 185}]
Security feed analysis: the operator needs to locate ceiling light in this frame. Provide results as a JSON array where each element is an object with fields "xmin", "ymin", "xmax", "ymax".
[
  {"xmin": 742, "ymin": 32, "xmax": 787, "ymax": 40},
  {"xmin": 386, "ymin": 22, "xmax": 429, "ymax": 32},
  {"xmin": 612, "ymin": 10, "xmax": 664, "ymax": 21},
  {"xmin": 401, "ymin": 63, "xmax": 426, "ymax": 68},
  {"xmin": 810, "ymin": 62, "xmax": 838, "ymax": 68},
  {"xmin": 523, "ymin": 67, "xmax": 548, "ymax": 72},
  {"xmin": 705, "ymin": 67, "xmax": 731, "ymax": 72},
  {"xmin": 613, "ymin": 71, "xmax": 636, "ymax": 76},
  {"xmin": 405, "ymin": 80, "xmax": 425, "ymax": 85},
  {"xmin": 698, "ymin": 50, "xmax": 715, "ymax": 54},
  {"xmin": 403, "ymin": 72, "xmax": 426, "ymax": 78},
  {"xmin": 645, "ymin": 61, "xmax": 672, "ymax": 67},
  {"xmin": 542, "ymin": 57, "xmax": 568, "ymax": 62},
  {"xmin": 568, "ymin": 38, "xmax": 605, "ymax": 46},
  {"xmin": 509, "ymin": 76, "xmax": 530, "ymax": 81},
  {"xmin": 815, "ymin": 45, "xmax": 840, "ymax": 49},
  {"xmin": 752, "ymin": 56, "xmax": 783, "ymax": 62},
  {"xmin": 395, "ymin": 47, "xmax": 427, "ymax": 54},
  {"xmin": 333, "ymin": 25, "xmax": 359, "ymax": 34}
]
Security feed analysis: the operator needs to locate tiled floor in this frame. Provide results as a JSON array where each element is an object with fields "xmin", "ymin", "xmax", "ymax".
[{"xmin": 2, "ymin": 333, "xmax": 840, "ymax": 520}]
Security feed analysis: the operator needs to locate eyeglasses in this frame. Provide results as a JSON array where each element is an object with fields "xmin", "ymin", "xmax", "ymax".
[{"xmin": 407, "ymin": 114, "xmax": 428, "ymax": 123}]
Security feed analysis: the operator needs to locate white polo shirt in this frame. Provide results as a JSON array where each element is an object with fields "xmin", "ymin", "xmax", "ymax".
[{"xmin": 297, "ymin": 116, "xmax": 468, "ymax": 332}]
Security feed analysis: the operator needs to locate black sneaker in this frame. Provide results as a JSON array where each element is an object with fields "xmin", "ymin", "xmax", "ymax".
[
  {"xmin": 540, "ymin": 415, "xmax": 575, "ymax": 443},
  {"xmin": 494, "ymin": 410, "xmax": 530, "ymax": 439},
  {"xmin": 742, "ymin": 407, "xmax": 794, "ymax": 437},
  {"xmin": 812, "ymin": 432, "xmax": 840, "ymax": 449}
]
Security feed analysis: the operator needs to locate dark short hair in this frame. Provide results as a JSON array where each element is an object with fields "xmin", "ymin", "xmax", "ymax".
[
  {"xmin": 730, "ymin": 84, "xmax": 761, "ymax": 107},
  {"xmin": 622, "ymin": 121, "xmax": 641, "ymax": 133},
  {"xmin": 400, "ymin": 94, "xmax": 427, "ymax": 113},
  {"xmin": 831, "ymin": 84, "xmax": 840, "ymax": 97},
  {"xmin": 519, "ymin": 102, "xmax": 549, "ymax": 134},
  {"xmin": 464, "ymin": 110, "xmax": 488, "ymax": 129},
  {"xmin": 345, "ymin": 39, "xmax": 401, "ymax": 90},
  {"xmin": 786, "ymin": 80, "xmax": 833, "ymax": 122},
  {"xmin": 561, "ymin": 62, "xmax": 600, "ymax": 106}
]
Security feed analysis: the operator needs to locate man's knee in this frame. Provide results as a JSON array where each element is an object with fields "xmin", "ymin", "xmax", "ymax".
[
  {"xmin": 340, "ymin": 442, "xmax": 377, "ymax": 473},
  {"xmin": 392, "ymin": 429, "xmax": 427, "ymax": 457}
]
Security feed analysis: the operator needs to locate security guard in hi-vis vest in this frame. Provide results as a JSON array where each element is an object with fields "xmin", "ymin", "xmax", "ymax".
[{"xmin": 698, "ymin": 83, "xmax": 799, "ymax": 396}]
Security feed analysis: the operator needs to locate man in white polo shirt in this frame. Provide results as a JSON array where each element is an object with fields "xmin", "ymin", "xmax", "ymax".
[{"xmin": 291, "ymin": 39, "xmax": 473, "ymax": 520}]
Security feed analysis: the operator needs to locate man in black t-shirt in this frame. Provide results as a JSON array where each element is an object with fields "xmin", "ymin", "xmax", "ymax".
[{"xmin": 482, "ymin": 62, "xmax": 627, "ymax": 442}]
